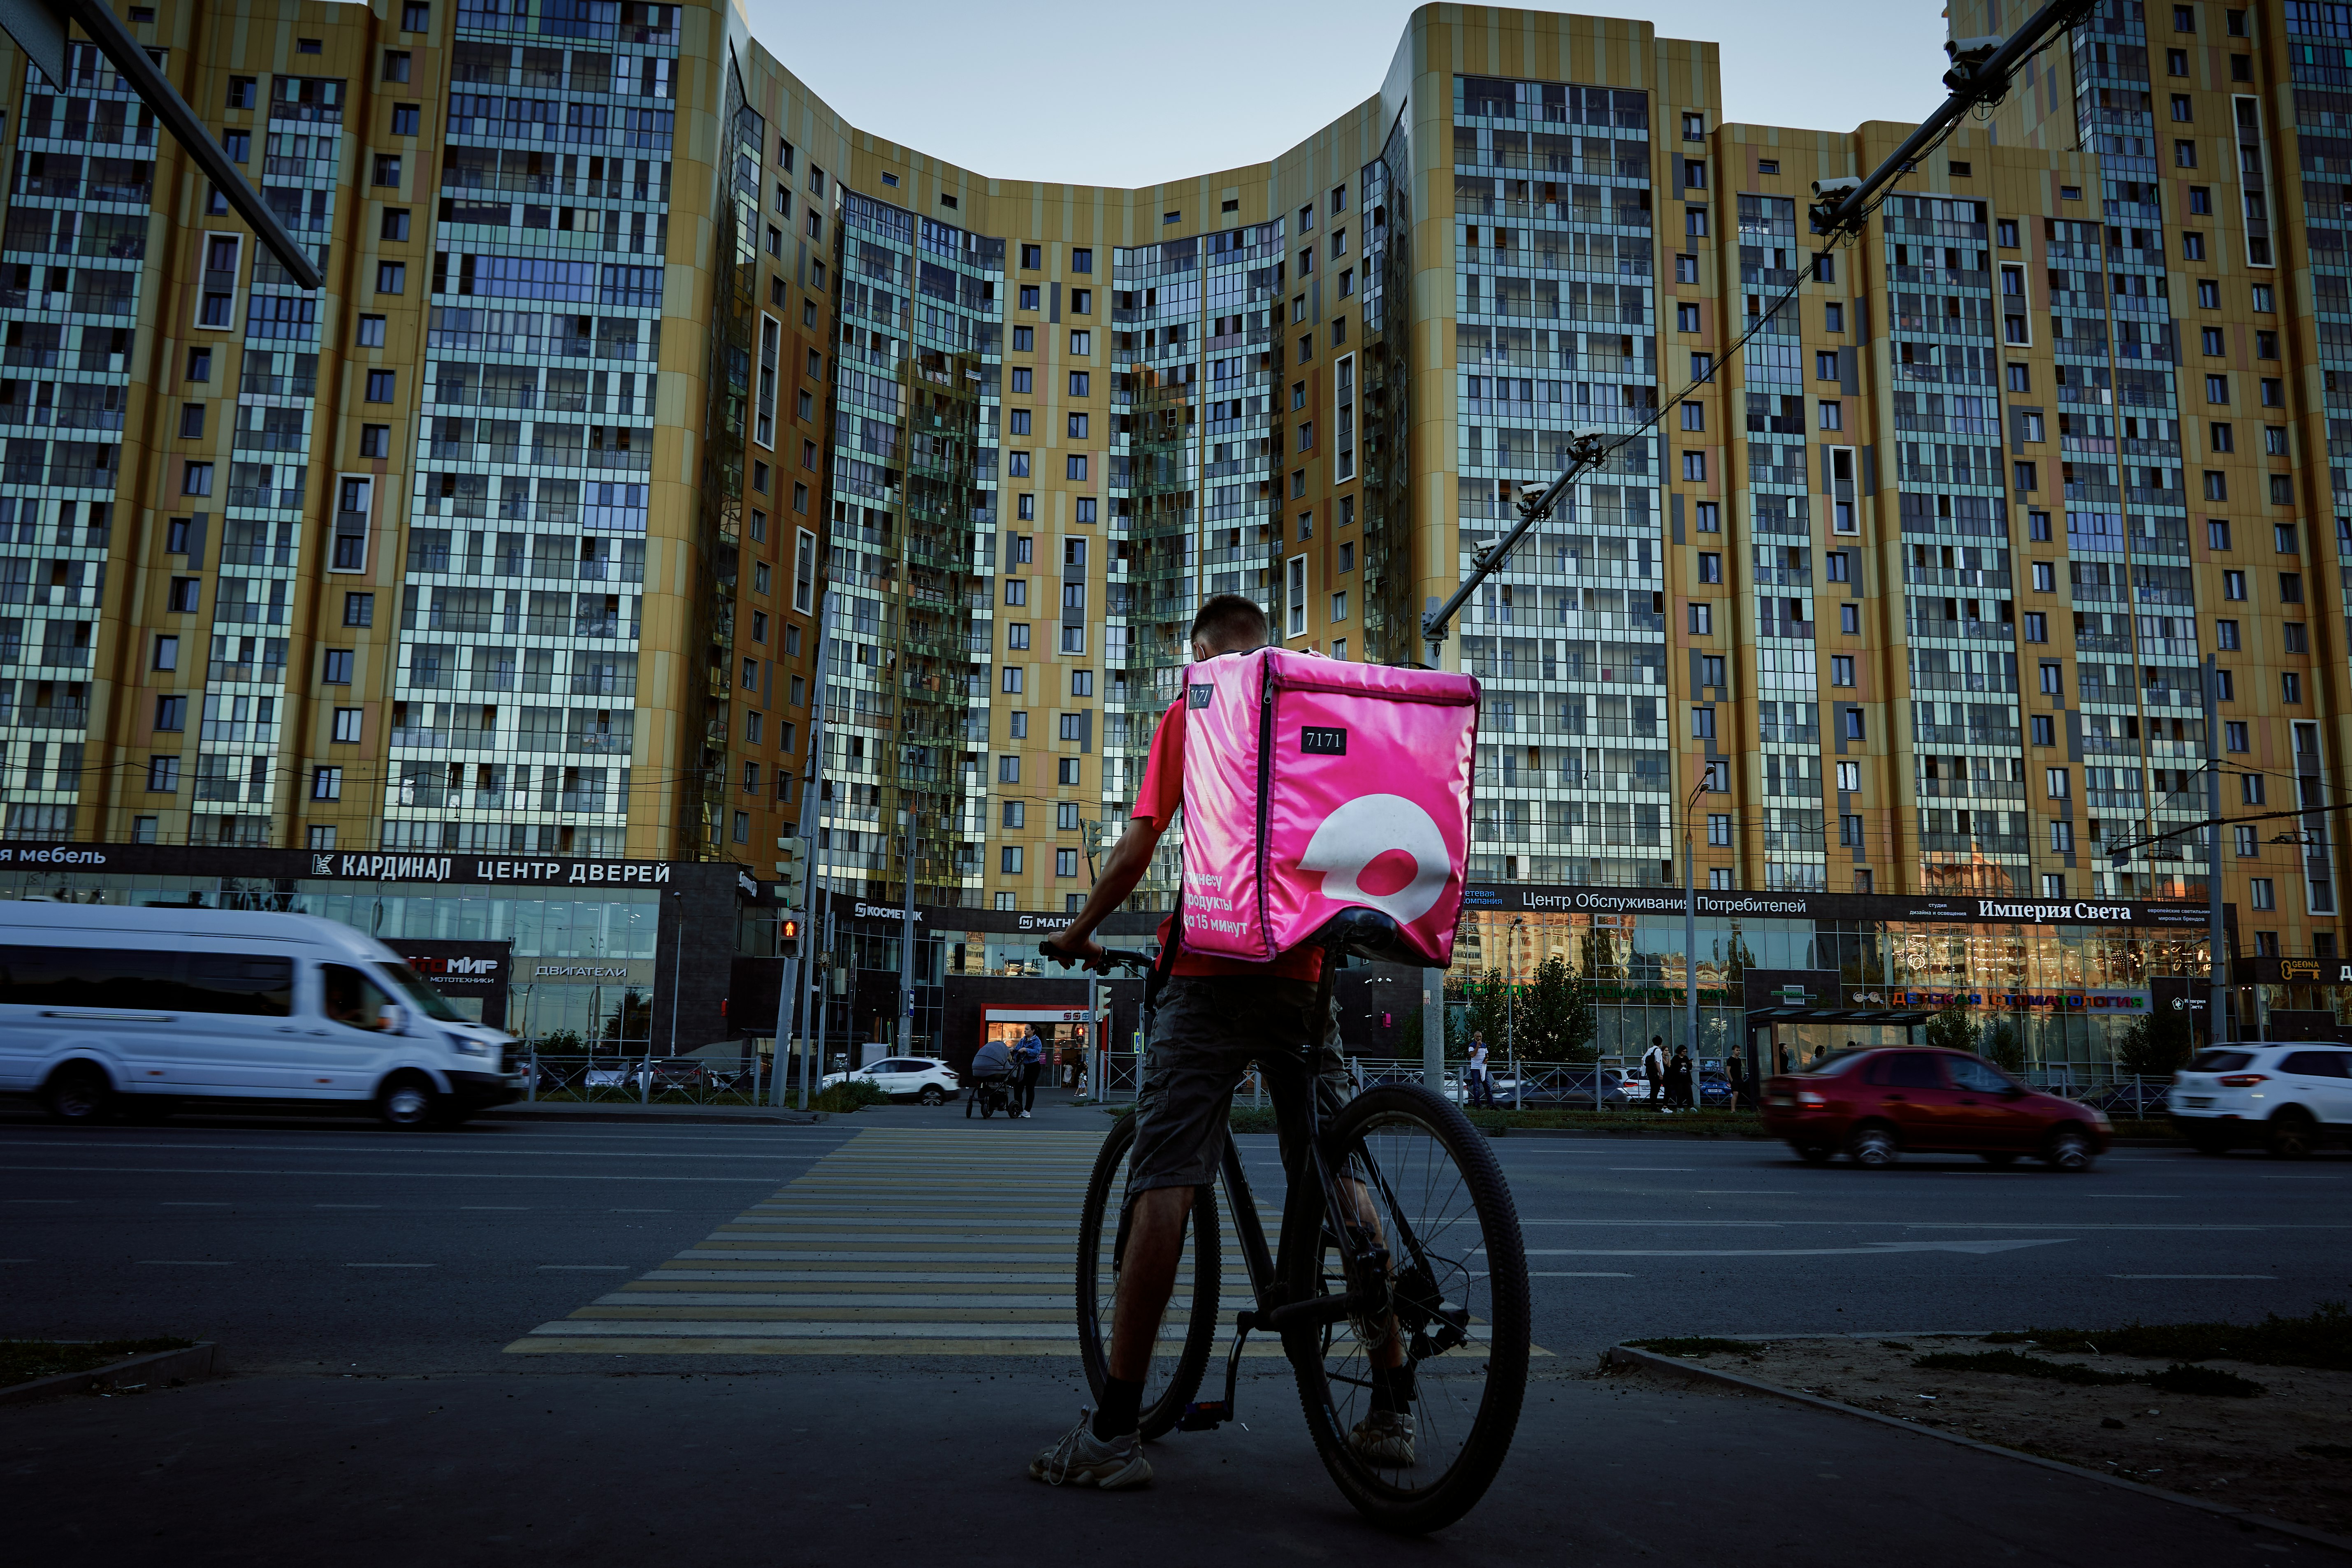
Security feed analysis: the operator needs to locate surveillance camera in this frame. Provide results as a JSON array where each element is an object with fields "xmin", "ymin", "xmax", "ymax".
[
  {"xmin": 1945, "ymin": 33, "xmax": 2004, "ymax": 66},
  {"xmin": 1811, "ymin": 176, "xmax": 1862, "ymax": 201}
]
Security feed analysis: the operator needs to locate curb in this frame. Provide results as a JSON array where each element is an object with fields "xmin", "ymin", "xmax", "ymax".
[
  {"xmin": 478, "ymin": 1106, "xmax": 829, "ymax": 1126},
  {"xmin": 1482, "ymin": 1125, "xmax": 1776, "ymax": 1140},
  {"xmin": 1605, "ymin": 1343, "xmax": 2352, "ymax": 1555},
  {"xmin": 0, "ymin": 1342, "xmax": 221, "ymax": 1406}
]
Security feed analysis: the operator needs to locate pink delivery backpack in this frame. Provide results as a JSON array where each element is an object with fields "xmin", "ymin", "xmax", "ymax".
[{"xmin": 1176, "ymin": 648, "xmax": 1480, "ymax": 968}]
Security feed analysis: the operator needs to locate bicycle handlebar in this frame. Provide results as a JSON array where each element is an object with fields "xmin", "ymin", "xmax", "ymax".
[{"xmin": 1037, "ymin": 938, "xmax": 1156, "ymax": 976}]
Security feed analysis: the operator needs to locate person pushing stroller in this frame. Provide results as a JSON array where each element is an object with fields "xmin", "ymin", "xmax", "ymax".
[{"xmin": 965, "ymin": 1035, "xmax": 1017, "ymax": 1119}]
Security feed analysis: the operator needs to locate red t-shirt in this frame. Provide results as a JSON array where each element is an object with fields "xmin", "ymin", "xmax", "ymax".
[{"xmin": 1132, "ymin": 694, "xmax": 1322, "ymax": 981}]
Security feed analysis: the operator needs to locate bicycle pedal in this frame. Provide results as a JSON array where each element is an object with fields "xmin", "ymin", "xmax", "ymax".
[{"xmin": 1176, "ymin": 1400, "xmax": 1231, "ymax": 1431}]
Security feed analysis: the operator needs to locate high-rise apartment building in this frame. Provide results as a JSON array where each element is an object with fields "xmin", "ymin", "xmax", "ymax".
[{"xmin": 0, "ymin": 0, "xmax": 2338, "ymax": 1065}]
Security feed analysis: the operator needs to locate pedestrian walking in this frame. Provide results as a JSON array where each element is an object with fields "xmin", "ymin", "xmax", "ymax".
[
  {"xmin": 1014, "ymin": 1028, "xmax": 1045, "ymax": 1118},
  {"xmin": 1721, "ymin": 1052, "xmax": 1744, "ymax": 1112},
  {"xmin": 1466, "ymin": 1034, "xmax": 1494, "ymax": 1108},
  {"xmin": 1642, "ymin": 1035, "xmax": 1666, "ymax": 1111},
  {"xmin": 1668, "ymin": 1045, "xmax": 1694, "ymax": 1110}
]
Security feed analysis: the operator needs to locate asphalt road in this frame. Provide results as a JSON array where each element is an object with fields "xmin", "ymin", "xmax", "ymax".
[
  {"xmin": 7, "ymin": 1104, "xmax": 2351, "ymax": 1562},
  {"xmin": 2, "ymin": 1106, "xmax": 2346, "ymax": 1371}
]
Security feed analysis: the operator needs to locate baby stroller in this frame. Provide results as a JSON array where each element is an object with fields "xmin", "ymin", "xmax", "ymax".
[{"xmin": 965, "ymin": 1038, "xmax": 1015, "ymax": 1119}]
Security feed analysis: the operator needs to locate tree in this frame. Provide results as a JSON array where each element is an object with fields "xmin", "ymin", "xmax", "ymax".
[
  {"xmin": 2116, "ymin": 1004, "xmax": 2192, "ymax": 1078},
  {"xmin": 1462, "ymin": 969, "xmax": 1509, "ymax": 1060},
  {"xmin": 1983, "ymin": 1017, "xmax": 2026, "ymax": 1071},
  {"xmin": 1522, "ymin": 954, "xmax": 1596, "ymax": 1062},
  {"xmin": 1924, "ymin": 1002, "xmax": 1977, "ymax": 1056}
]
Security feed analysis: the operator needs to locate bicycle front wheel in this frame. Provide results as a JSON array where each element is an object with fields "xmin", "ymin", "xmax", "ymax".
[
  {"xmin": 1074, "ymin": 1110, "xmax": 1220, "ymax": 1440},
  {"xmin": 1282, "ymin": 1083, "xmax": 1530, "ymax": 1535}
]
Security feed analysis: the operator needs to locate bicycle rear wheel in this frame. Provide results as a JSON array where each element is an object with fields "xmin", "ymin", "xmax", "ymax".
[
  {"xmin": 1074, "ymin": 1110, "xmax": 1220, "ymax": 1440},
  {"xmin": 1282, "ymin": 1083, "xmax": 1529, "ymax": 1534}
]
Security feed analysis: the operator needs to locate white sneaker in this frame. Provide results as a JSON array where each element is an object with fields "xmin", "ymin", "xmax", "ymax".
[
  {"xmin": 1348, "ymin": 1408, "xmax": 1417, "ymax": 1467},
  {"xmin": 1029, "ymin": 1412, "xmax": 1151, "ymax": 1489}
]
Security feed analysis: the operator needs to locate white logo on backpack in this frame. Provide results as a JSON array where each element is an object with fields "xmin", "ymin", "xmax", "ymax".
[{"xmin": 1297, "ymin": 794, "xmax": 1450, "ymax": 927}]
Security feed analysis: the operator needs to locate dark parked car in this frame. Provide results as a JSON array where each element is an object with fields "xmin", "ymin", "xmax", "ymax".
[{"xmin": 1761, "ymin": 1047, "xmax": 2110, "ymax": 1169}]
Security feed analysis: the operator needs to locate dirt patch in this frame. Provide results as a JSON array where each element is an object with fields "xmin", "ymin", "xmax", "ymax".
[{"xmin": 1623, "ymin": 1334, "xmax": 2352, "ymax": 1537}]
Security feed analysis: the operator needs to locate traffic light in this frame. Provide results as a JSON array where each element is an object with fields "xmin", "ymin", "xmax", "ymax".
[
  {"xmin": 779, "ymin": 916, "xmax": 802, "ymax": 960},
  {"xmin": 774, "ymin": 834, "xmax": 812, "ymax": 909}
]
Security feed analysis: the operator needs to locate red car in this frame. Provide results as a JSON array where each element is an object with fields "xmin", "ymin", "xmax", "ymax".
[{"xmin": 1761, "ymin": 1047, "xmax": 2110, "ymax": 1170}]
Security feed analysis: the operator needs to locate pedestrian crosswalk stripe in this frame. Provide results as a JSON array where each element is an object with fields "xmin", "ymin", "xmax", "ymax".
[{"xmin": 504, "ymin": 1125, "xmax": 1529, "ymax": 1359}]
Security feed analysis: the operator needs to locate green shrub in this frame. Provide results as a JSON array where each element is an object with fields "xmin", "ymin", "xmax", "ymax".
[{"xmin": 812, "ymin": 1079, "xmax": 891, "ymax": 1113}]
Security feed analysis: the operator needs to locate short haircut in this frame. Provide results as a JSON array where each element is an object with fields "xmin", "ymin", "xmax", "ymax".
[{"xmin": 1190, "ymin": 594, "xmax": 1268, "ymax": 651}]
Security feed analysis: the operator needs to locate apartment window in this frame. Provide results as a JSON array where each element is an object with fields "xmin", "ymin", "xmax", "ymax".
[
  {"xmin": 1704, "ymin": 761, "xmax": 1729, "ymax": 791},
  {"xmin": 2277, "ymin": 523, "xmax": 2300, "ymax": 554},
  {"xmin": 2204, "ymin": 471, "xmax": 2229, "ymax": 501},
  {"xmin": 1067, "ymin": 413, "xmax": 1090, "ymax": 440},
  {"xmin": 2040, "ymin": 661, "xmax": 2063, "ymax": 696},
  {"xmin": 2217, "ymin": 669, "xmax": 2237, "ymax": 700},
  {"xmin": 2262, "ymin": 378, "xmax": 2285, "ymax": 407},
  {"xmin": 1019, "ymin": 285, "xmax": 1039, "ymax": 310},
  {"xmin": 2029, "ymin": 561, "xmax": 2056, "ymax": 593},
  {"xmin": 2243, "ymin": 772, "xmax": 2265, "ymax": 805},
  {"xmin": 177, "ymin": 403, "xmax": 205, "ymax": 440},
  {"xmin": 376, "ymin": 262, "xmax": 406, "ymax": 295},
  {"xmin": 2046, "ymin": 768, "xmax": 2071, "ymax": 799},
  {"xmin": 372, "ymin": 155, "xmax": 401, "ymax": 188},
  {"xmin": 2285, "ymin": 622, "xmax": 2309, "ymax": 653},
  {"xmin": 1697, "ymin": 552, "xmax": 1721, "ymax": 584},
  {"xmin": 2176, "ymin": 139, "xmax": 2198, "ymax": 167},
  {"xmin": 2250, "ymin": 879, "xmax": 2280, "ymax": 912},
  {"xmin": 2190, "ymin": 186, "xmax": 2213, "ymax": 213},
  {"xmin": 2216, "ymin": 617, "xmax": 2240, "ymax": 649},
  {"xmin": 2013, "ymin": 461, "xmax": 2038, "ymax": 491},
  {"xmin": 2184, "ymin": 232, "xmax": 2206, "ymax": 260},
  {"xmin": 2172, "ymin": 92, "xmax": 2193, "ymax": 121},
  {"xmin": 1687, "ymin": 603, "xmax": 1712, "ymax": 635},
  {"xmin": 2203, "ymin": 327, "xmax": 2227, "ymax": 357},
  {"xmin": 1330, "ymin": 591, "xmax": 1348, "ymax": 622},
  {"xmin": 1997, "ymin": 218, "xmax": 2019, "ymax": 247},
  {"xmin": 1071, "ymin": 248, "xmax": 1092, "ymax": 273},
  {"xmin": 146, "ymin": 757, "xmax": 180, "ymax": 793},
  {"xmin": 323, "ymin": 649, "xmax": 354, "ymax": 684},
  {"xmin": 1816, "ymin": 351, "xmax": 1840, "ymax": 381},
  {"xmin": 1695, "ymin": 501, "xmax": 1720, "ymax": 533},
  {"xmin": 1825, "ymin": 303, "xmax": 1844, "ymax": 332},
  {"xmin": 1830, "ymin": 655, "xmax": 1855, "ymax": 686},
  {"xmin": 2211, "ymin": 420, "xmax": 2236, "ymax": 453},
  {"xmin": 366, "ymin": 370, "xmax": 395, "ymax": 402},
  {"xmin": 2272, "ymin": 475, "xmax": 2295, "ymax": 505},
  {"xmin": 1839, "ymin": 604, "xmax": 1859, "ymax": 633},
  {"xmin": 227, "ymin": 75, "xmax": 256, "ymax": 108},
  {"xmin": 2223, "ymin": 569, "xmax": 2246, "ymax": 598},
  {"xmin": 1067, "ymin": 455, "xmax": 1088, "ymax": 481},
  {"xmin": 2032, "ymin": 715, "xmax": 2056, "ymax": 747},
  {"xmin": 2280, "ymin": 572, "xmax": 2305, "ymax": 603},
  {"xmin": 1682, "ymin": 451, "xmax": 1707, "ymax": 482},
  {"xmin": 2205, "ymin": 374, "xmax": 2230, "ymax": 404},
  {"xmin": 2266, "ymin": 426, "xmax": 2288, "ymax": 456},
  {"xmin": 391, "ymin": 104, "xmax": 420, "ymax": 137},
  {"xmin": 2168, "ymin": 47, "xmax": 2188, "ymax": 72},
  {"xmin": 311, "ymin": 766, "xmax": 343, "ymax": 802},
  {"xmin": 2050, "ymin": 821, "xmax": 2075, "ymax": 855},
  {"xmin": 2023, "ymin": 611, "xmax": 2048, "ymax": 642},
  {"xmin": 1686, "ymin": 207, "xmax": 1709, "ymax": 237},
  {"xmin": 355, "ymin": 313, "xmax": 388, "ymax": 349},
  {"xmin": 1000, "ymin": 846, "xmax": 1023, "ymax": 873},
  {"xmin": 1693, "ymin": 353, "xmax": 1715, "ymax": 380},
  {"xmin": 2284, "ymin": 671, "xmax": 2304, "ymax": 703},
  {"xmin": 1691, "ymin": 706, "xmax": 1716, "ymax": 740},
  {"xmin": 1676, "ymin": 302, "xmax": 1700, "ymax": 332},
  {"xmin": 186, "ymin": 348, "xmax": 212, "ymax": 383},
  {"xmin": 2223, "ymin": 721, "xmax": 2249, "ymax": 752},
  {"xmin": 1842, "ymin": 709, "xmax": 1865, "ymax": 740},
  {"xmin": 1069, "ymin": 330, "xmax": 1092, "ymax": 355},
  {"xmin": 2029, "ymin": 510, "xmax": 2052, "ymax": 541},
  {"xmin": 182, "ymin": 461, "xmax": 213, "ymax": 496},
  {"xmin": 153, "ymin": 635, "xmax": 179, "ymax": 670},
  {"xmin": 343, "ymin": 593, "xmax": 374, "ymax": 627},
  {"xmin": 223, "ymin": 129, "xmax": 251, "ymax": 162},
  {"xmin": 1007, "ymin": 624, "xmax": 1030, "ymax": 650}
]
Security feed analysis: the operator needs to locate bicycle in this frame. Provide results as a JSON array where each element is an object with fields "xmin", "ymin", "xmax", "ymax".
[{"xmin": 1044, "ymin": 912, "xmax": 1531, "ymax": 1536}]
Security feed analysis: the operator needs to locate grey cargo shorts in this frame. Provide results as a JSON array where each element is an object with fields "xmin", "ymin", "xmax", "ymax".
[{"xmin": 1124, "ymin": 973, "xmax": 1351, "ymax": 1207}]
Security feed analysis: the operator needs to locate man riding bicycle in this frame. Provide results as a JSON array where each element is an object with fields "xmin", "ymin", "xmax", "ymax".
[{"xmin": 1031, "ymin": 594, "xmax": 1415, "ymax": 1491}]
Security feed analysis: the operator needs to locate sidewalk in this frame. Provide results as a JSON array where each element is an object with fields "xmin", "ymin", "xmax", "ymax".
[{"xmin": 1, "ymin": 1367, "xmax": 2291, "ymax": 1566}]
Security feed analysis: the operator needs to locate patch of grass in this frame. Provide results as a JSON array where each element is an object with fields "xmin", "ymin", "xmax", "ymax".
[
  {"xmin": 2148, "ymin": 1362, "xmax": 2266, "ymax": 1398},
  {"xmin": 0, "ymin": 1337, "xmax": 194, "ymax": 1388},
  {"xmin": 1624, "ymin": 1336, "xmax": 1759, "ymax": 1357},
  {"xmin": 1995, "ymin": 1303, "xmax": 2352, "ymax": 1372},
  {"xmin": 1911, "ymin": 1350, "xmax": 2141, "ymax": 1386}
]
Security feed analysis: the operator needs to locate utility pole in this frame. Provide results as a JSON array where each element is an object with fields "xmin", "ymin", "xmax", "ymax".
[
  {"xmin": 799, "ymin": 591, "xmax": 835, "ymax": 1111},
  {"xmin": 1684, "ymin": 779, "xmax": 1703, "ymax": 1076},
  {"xmin": 895, "ymin": 805, "xmax": 917, "ymax": 1053},
  {"xmin": 2205, "ymin": 653, "xmax": 2226, "ymax": 1045}
]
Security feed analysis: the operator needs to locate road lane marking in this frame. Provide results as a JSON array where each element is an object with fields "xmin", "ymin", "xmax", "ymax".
[
  {"xmin": 2110, "ymin": 1273, "xmax": 2277, "ymax": 1280},
  {"xmin": 1526, "ymin": 1271, "xmax": 1636, "ymax": 1277},
  {"xmin": 139, "ymin": 1259, "xmax": 232, "ymax": 1266},
  {"xmin": 315, "ymin": 1204, "xmax": 381, "ymax": 1209},
  {"xmin": 346, "ymin": 1262, "xmax": 436, "ymax": 1269},
  {"xmin": 1509, "ymin": 1239, "xmax": 2073, "ymax": 1258},
  {"xmin": 161, "ymin": 1202, "xmax": 231, "ymax": 1207},
  {"xmin": 0, "ymin": 1165, "xmax": 808, "ymax": 1183},
  {"xmin": 539, "ymin": 1265, "xmax": 633, "ymax": 1271}
]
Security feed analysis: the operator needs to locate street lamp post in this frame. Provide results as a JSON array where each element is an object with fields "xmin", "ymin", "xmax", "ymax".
[{"xmin": 1683, "ymin": 779, "xmax": 1706, "ymax": 1087}]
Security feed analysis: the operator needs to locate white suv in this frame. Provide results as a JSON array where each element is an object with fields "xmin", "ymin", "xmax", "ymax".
[
  {"xmin": 821, "ymin": 1056, "xmax": 960, "ymax": 1105},
  {"xmin": 2169, "ymin": 1043, "xmax": 2352, "ymax": 1158}
]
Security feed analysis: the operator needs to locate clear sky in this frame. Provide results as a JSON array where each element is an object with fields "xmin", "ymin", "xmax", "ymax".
[{"xmin": 737, "ymin": 0, "xmax": 1953, "ymax": 188}]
